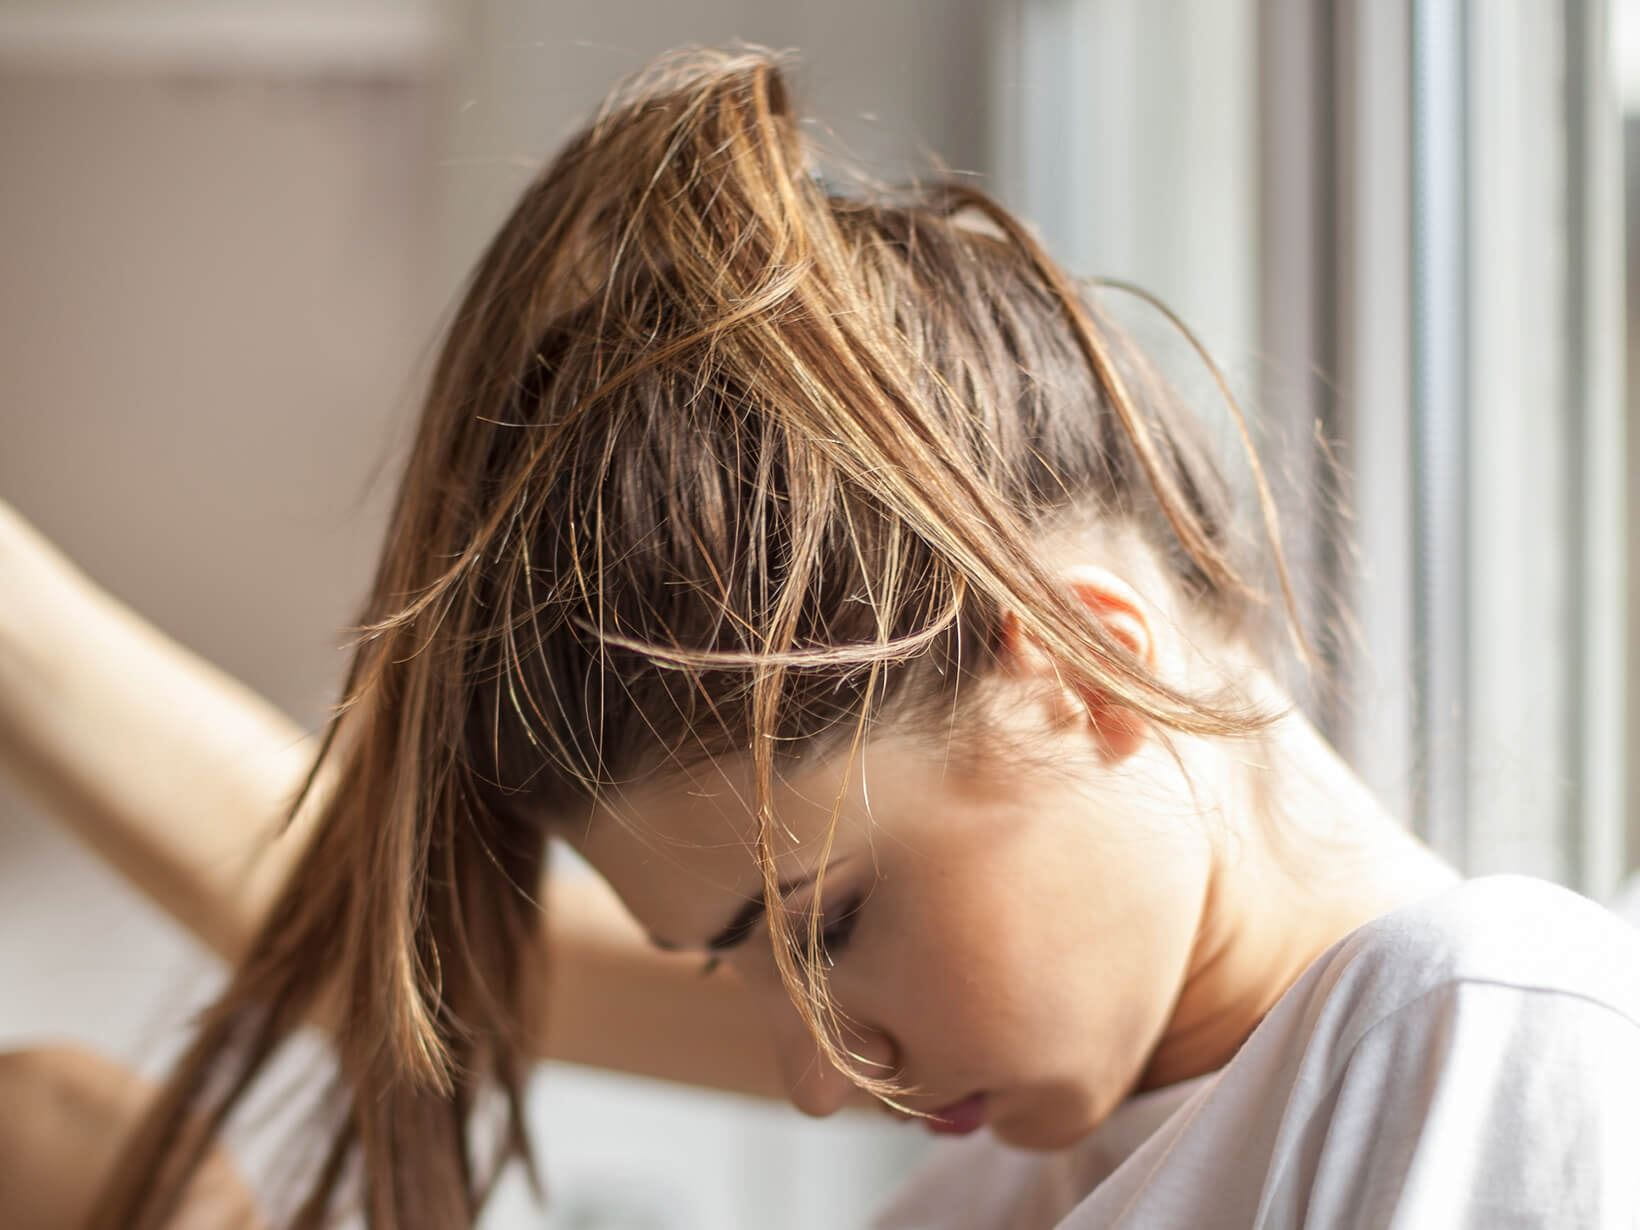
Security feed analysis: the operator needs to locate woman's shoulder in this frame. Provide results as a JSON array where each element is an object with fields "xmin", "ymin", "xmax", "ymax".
[
  {"xmin": 1303, "ymin": 873, "xmax": 1640, "ymax": 1049},
  {"xmin": 1245, "ymin": 875, "xmax": 1640, "ymax": 1228},
  {"xmin": 869, "ymin": 877, "xmax": 1640, "ymax": 1230},
  {"xmin": 1100, "ymin": 877, "xmax": 1640, "ymax": 1228}
]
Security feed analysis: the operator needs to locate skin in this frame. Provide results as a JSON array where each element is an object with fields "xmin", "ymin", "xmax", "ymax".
[
  {"xmin": 574, "ymin": 562, "xmax": 1461, "ymax": 1151},
  {"xmin": 0, "ymin": 1045, "xmax": 265, "ymax": 1230}
]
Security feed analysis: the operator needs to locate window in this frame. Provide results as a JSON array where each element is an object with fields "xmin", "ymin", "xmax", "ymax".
[{"xmin": 996, "ymin": 0, "xmax": 1630, "ymax": 898}]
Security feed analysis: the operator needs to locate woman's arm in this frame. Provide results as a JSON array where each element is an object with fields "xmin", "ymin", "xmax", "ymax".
[
  {"xmin": 0, "ymin": 500, "xmax": 790, "ymax": 1101},
  {"xmin": 536, "ymin": 873, "xmax": 786, "ymax": 1100},
  {"xmin": 0, "ymin": 499, "xmax": 317, "ymax": 962}
]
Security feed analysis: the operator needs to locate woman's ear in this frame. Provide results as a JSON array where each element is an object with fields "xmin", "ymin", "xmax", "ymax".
[{"xmin": 998, "ymin": 564, "xmax": 1158, "ymax": 766}]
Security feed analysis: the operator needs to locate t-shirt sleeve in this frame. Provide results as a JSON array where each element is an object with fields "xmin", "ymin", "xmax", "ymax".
[{"xmin": 1287, "ymin": 979, "xmax": 1640, "ymax": 1229}]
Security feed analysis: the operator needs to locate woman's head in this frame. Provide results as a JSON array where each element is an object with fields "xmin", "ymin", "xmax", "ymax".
[
  {"xmin": 93, "ymin": 46, "xmax": 1302, "ymax": 1228},
  {"xmin": 452, "ymin": 41, "xmax": 1296, "ymax": 1102},
  {"xmin": 578, "ymin": 567, "xmax": 1234, "ymax": 1150}
]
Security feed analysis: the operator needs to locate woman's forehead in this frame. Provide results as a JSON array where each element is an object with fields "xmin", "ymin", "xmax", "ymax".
[
  {"xmin": 569, "ymin": 738, "xmax": 915, "ymax": 942},
  {"xmin": 580, "ymin": 748, "xmax": 861, "ymax": 864}
]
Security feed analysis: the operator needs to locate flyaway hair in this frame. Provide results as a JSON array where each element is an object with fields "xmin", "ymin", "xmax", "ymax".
[{"xmin": 89, "ymin": 46, "xmax": 1305, "ymax": 1229}]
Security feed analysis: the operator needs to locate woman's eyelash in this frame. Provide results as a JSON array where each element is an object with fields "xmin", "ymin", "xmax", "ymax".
[
  {"xmin": 800, "ymin": 891, "xmax": 866, "ymax": 966},
  {"xmin": 698, "ymin": 890, "xmax": 868, "ymax": 977}
]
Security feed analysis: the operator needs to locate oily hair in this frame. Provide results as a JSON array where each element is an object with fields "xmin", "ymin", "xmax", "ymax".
[{"xmin": 90, "ymin": 45, "xmax": 1303, "ymax": 1230}]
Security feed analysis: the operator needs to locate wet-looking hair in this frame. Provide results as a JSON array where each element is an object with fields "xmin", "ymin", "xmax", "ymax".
[{"xmin": 91, "ymin": 45, "xmax": 1304, "ymax": 1230}]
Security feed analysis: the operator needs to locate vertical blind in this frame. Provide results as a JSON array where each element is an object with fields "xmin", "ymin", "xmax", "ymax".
[{"xmin": 997, "ymin": 0, "xmax": 1629, "ymax": 898}]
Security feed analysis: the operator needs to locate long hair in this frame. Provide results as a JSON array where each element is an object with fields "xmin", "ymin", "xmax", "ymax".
[{"xmin": 90, "ymin": 45, "xmax": 1303, "ymax": 1229}]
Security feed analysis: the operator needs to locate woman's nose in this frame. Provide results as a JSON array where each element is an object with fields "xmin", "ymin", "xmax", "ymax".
[{"xmin": 768, "ymin": 993, "xmax": 896, "ymax": 1118}]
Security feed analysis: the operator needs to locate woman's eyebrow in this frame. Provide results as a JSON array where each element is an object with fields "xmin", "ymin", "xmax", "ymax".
[{"xmin": 648, "ymin": 869, "xmax": 822, "ymax": 953}]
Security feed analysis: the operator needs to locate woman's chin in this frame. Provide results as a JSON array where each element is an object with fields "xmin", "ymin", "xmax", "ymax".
[{"xmin": 985, "ymin": 1102, "xmax": 1098, "ymax": 1152}]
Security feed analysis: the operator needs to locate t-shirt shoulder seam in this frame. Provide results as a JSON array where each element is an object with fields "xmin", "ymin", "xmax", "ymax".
[
  {"xmin": 1350, "ymin": 974, "xmax": 1640, "ymax": 1048},
  {"xmin": 1250, "ymin": 974, "xmax": 1640, "ymax": 1223}
]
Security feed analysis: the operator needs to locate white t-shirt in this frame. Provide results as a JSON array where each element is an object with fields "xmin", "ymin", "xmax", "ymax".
[{"xmin": 870, "ymin": 875, "xmax": 1640, "ymax": 1229}]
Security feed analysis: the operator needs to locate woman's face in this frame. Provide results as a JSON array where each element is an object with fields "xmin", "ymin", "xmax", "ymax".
[{"xmin": 573, "ymin": 690, "xmax": 1216, "ymax": 1151}]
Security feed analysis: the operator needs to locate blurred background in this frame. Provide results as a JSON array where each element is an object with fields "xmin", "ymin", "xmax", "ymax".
[{"xmin": 0, "ymin": 0, "xmax": 1634, "ymax": 1226}]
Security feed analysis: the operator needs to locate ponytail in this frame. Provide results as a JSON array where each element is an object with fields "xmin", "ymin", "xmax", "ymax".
[{"xmin": 92, "ymin": 46, "xmax": 1304, "ymax": 1226}]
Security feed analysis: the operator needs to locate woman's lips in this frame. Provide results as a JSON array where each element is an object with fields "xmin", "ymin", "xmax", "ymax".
[{"xmin": 925, "ymin": 1092, "xmax": 988, "ymax": 1135}]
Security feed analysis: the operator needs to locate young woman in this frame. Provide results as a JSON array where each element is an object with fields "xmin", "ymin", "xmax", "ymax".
[{"xmin": 3, "ymin": 45, "xmax": 1637, "ymax": 1230}]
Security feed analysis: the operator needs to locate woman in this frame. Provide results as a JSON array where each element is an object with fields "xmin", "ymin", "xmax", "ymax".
[{"xmin": 3, "ymin": 46, "xmax": 1637, "ymax": 1230}]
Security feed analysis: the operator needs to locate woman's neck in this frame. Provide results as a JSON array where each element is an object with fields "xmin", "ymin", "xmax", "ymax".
[{"xmin": 1134, "ymin": 705, "xmax": 1460, "ymax": 1092}]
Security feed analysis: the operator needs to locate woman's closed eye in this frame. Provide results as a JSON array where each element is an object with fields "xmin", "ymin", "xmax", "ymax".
[
  {"xmin": 697, "ymin": 889, "xmax": 868, "ymax": 977},
  {"xmin": 798, "ymin": 890, "xmax": 867, "ymax": 967}
]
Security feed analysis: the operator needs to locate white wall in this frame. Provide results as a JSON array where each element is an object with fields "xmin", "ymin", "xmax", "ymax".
[{"xmin": 436, "ymin": 0, "xmax": 993, "ymax": 294}]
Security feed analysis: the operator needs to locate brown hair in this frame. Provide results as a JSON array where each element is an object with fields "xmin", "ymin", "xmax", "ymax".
[{"xmin": 90, "ymin": 45, "xmax": 1302, "ymax": 1229}]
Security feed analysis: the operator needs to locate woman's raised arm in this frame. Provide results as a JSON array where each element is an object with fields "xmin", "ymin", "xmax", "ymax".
[
  {"xmin": 0, "ymin": 498, "xmax": 319, "ymax": 961},
  {"xmin": 0, "ymin": 499, "xmax": 791, "ymax": 1102}
]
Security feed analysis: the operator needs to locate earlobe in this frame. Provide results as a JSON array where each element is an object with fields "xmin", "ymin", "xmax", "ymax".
[{"xmin": 1082, "ymin": 691, "xmax": 1150, "ymax": 765}]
